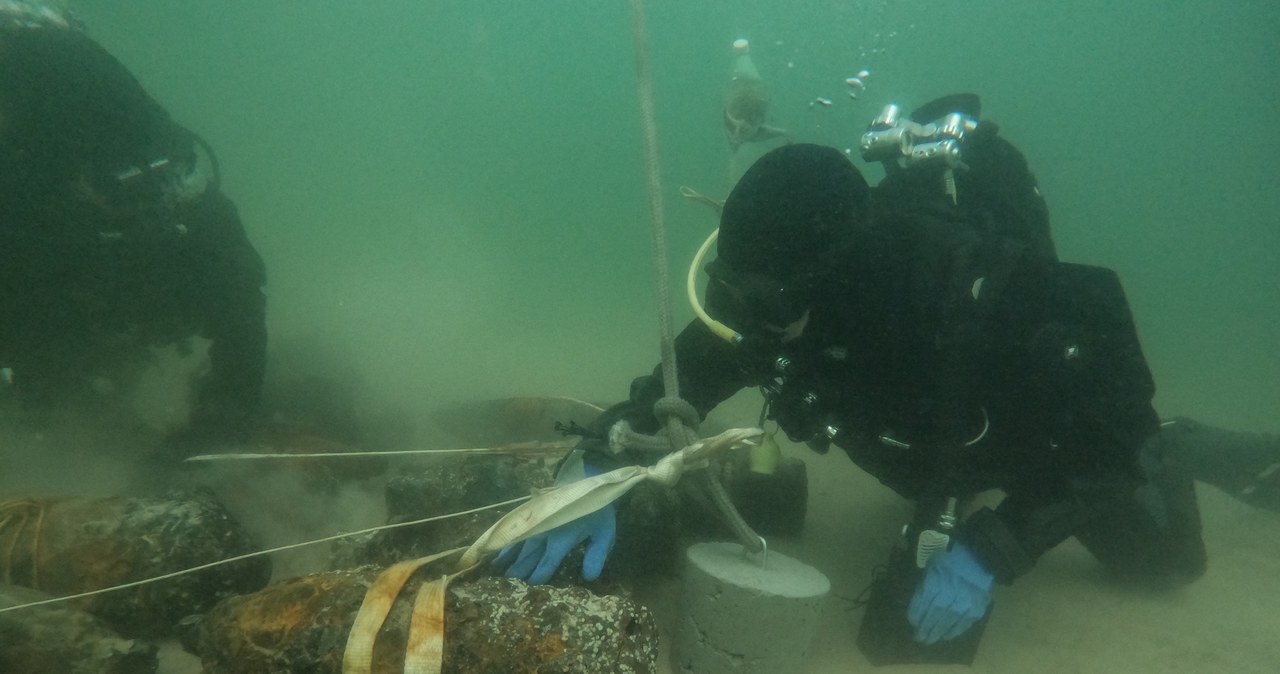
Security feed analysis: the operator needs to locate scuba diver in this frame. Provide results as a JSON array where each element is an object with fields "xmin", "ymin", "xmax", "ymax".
[
  {"xmin": 723, "ymin": 38, "xmax": 791, "ymax": 184},
  {"xmin": 723, "ymin": 38, "xmax": 789, "ymax": 151},
  {"xmin": 498, "ymin": 92, "xmax": 1280, "ymax": 661},
  {"xmin": 0, "ymin": 4, "xmax": 267, "ymax": 454}
]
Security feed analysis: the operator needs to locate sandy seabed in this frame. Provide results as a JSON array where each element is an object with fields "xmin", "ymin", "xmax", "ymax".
[{"xmin": 642, "ymin": 445, "xmax": 1280, "ymax": 674}]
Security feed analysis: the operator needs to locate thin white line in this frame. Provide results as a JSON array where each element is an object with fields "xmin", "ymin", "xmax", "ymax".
[
  {"xmin": 185, "ymin": 442, "xmax": 574, "ymax": 462},
  {"xmin": 0, "ymin": 494, "xmax": 530, "ymax": 615}
]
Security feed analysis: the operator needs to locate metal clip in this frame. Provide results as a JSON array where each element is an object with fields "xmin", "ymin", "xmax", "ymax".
[
  {"xmin": 743, "ymin": 535, "xmax": 769, "ymax": 571},
  {"xmin": 915, "ymin": 497, "xmax": 958, "ymax": 568}
]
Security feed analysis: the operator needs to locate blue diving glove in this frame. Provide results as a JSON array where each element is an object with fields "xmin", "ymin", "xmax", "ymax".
[
  {"xmin": 493, "ymin": 503, "xmax": 617, "ymax": 584},
  {"xmin": 907, "ymin": 540, "xmax": 995, "ymax": 644}
]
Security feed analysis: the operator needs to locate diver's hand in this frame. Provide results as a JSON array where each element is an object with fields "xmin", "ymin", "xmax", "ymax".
[
  {"xmin": 907, "ymin": 540, "xmax": 994, "ymax": 644},
  {"xmin": 494, "ymin": 503, "xmax": 617, "ymax": 585}
]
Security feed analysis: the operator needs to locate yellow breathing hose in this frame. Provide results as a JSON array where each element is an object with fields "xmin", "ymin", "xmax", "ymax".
[
  {"xmin": 686, "ymin": 227, "xmax": 741, "ymax": 344},
  {"xmin": 686, "ymin": 228, "xmax": 781, "ymax": 474}
]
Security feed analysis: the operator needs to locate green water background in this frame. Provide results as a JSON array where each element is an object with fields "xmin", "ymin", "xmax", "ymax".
[{"xmin": 71, "ymin": 0, "xmax": 1279, "ymax": 434}]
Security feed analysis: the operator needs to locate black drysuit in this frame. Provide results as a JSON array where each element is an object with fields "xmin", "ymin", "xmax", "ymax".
[
  {"xmin": 584, "ymin": 149, "xmax": 1206, "ymax": 586},
  {"xmin": 0, "ymin": 21, "xmax": 266, "ymax": 439}
]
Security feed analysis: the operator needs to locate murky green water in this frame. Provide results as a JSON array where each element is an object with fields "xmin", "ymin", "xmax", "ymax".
[{"xmin": 70, "ymin": 0, "xmax": 1278, "ymax": 433}]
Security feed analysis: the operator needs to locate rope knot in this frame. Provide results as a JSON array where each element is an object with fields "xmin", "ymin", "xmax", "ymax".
[{"xmin": 654, "ymin": 396, "xmax": 699, "ymax": 431}]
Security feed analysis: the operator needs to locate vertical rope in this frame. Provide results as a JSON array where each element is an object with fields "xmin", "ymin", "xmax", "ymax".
[
  {"xmin": 628, "ymin": 0, "xmax": 679, "ymax": 399},
  {"xmin": 627, "ymin": 0, "xmax": 763, "ymax": 555}
]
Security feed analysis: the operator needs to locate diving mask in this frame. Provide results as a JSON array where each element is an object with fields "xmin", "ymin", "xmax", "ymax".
[{"xmin": 704, "ymin": 257, "xmax": 817, "ymax": 335}]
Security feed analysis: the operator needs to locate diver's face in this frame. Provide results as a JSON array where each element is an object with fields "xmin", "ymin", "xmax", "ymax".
[
  {"xmin": 712, "ymin": 271, "xmax": 813, "ymax": 343},
  {"xmin": 773, "ymin": 309, "xmax": 811, "ymax": 342}
]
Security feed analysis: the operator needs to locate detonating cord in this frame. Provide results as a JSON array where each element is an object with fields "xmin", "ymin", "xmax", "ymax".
[{"xmin": 184, "ymin": 440, "xmax": 577, "ymax": 463}]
